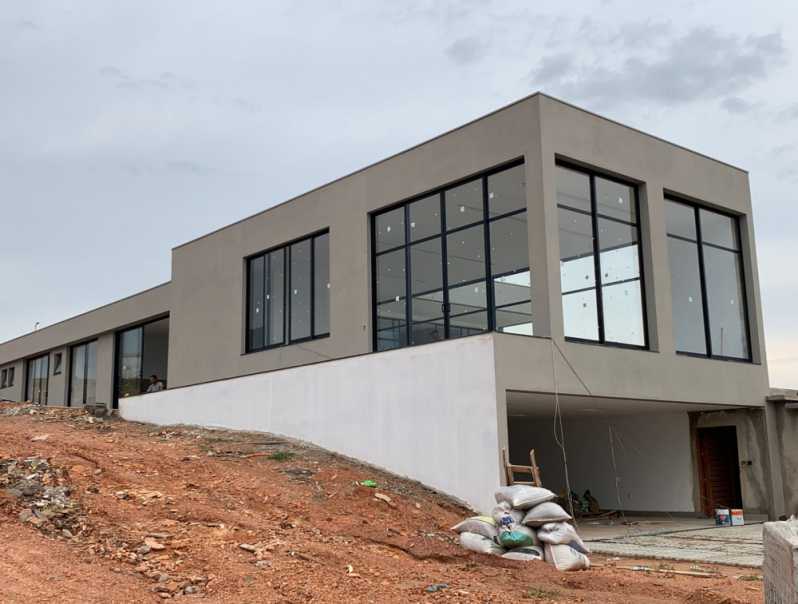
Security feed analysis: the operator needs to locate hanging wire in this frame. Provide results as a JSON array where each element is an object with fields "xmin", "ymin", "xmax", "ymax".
[{"xmin": 551, "ymin": 338, "xmax": 577, "ymax": 526}]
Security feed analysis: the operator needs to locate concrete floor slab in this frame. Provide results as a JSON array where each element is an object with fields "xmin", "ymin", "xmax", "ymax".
[{"xmin": 580, "ymin": 515, "xmax": 766, "ymax": 568}]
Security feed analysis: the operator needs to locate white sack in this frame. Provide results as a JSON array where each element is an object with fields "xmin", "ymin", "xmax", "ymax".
[
  {"xmin": 522, "ymin": 502, "xmax": 572, "ymax": 527},
  {"xmin": 536, "ymin": 522, "xmax": 590, "ymax": 554},
  {"xmin": 491, "ymin": 502, "xmax": 524, "ymax": 525},
  {"xmin": 501, "ymin": 545, "xmax": 544, "ymax": 561},
  {"xmin": 544, "ymin": 543, "xmax": 590, "ymax": 571},
  {"xmin": 494, "ymin": 485, "xmax": 556, "ymax": 510},
  {"xmin": 459, "ymin": 532, "xmax": 504, "ymax": 556},
  {"xmin": 451, "ymin": 516, "xmax": 498, "ymax": 540}
]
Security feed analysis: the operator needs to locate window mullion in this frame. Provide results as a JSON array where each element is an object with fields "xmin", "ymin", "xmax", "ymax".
[
  {"xmin": 694, "ymin": 206, "xmax": 713, "ymax": 357},
  {"xmin": 482, "ymin": 176, "xmax": 495, "ymax": 331},
  {"xmin": 439, "ymin": 192, "xmax": 450, "ymax": 339},
  {"xmin": 310, "ymin": 237, "xmax": 316, "ymax": 338},
  {"xmin": 264, "ymin": 253, "xmax": 270, "ymax": 348},
  {"xmin": 403, "ymin": 205, "xmax": 411, "ymax": 346},
  {"xmin": 589, "ymin": 174, "xmax": 605, "ymax": 342}
]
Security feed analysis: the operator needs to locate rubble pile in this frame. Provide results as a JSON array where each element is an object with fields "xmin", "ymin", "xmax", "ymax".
[
  {"xmin": 453, "ymin": 485, "xmax": 590, "ymax": 571},
  {"xmin": 0, "ymin": 456, "xmax": 87, "ymax": 539}
]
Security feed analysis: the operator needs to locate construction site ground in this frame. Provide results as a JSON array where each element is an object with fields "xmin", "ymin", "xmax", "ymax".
[{"xmin": 0, "ymin": 402, "xmax": 764, "ymax": 603}]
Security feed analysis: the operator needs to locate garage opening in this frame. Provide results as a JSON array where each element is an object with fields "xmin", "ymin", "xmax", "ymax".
[{"xmin": 506, "ymin": 391, "xmax": 735, "ymax": 516}]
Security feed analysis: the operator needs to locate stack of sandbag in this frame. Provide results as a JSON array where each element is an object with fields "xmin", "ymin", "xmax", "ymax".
[{"xmin": 452, "ymin": 485, "xmax": 590, "ymax": 571}]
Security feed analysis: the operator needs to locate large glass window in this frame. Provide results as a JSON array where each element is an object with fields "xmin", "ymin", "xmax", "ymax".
[
  {"xmin": 666, "ymin": 199, "xmax": 750, "ymax": 360},
  {"xmin": 372, "ymin": 160, "xmax": 531, "ymax": 351},
  {"xmin": 246, "ymin": 230, "xmax": 329, "ymax": 352},
  {"xmin": 69, "ymin": 340, "xmax": 97, "ymax": 407},
  {"xmin": 115, "ymin": 317, "xmax": 170, "ymax": 407},
  {"xmin": 26, "ymin": 354, "xmax": 49, "ymax": 405},
  {"xmin": 556, "ymin": 164, "xmax": 647, "ymax": 347}
]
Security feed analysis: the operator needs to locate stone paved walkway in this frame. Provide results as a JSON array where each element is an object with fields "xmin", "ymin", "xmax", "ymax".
[{"xmin": 585, "ymin": 523, "xmax": 764, "ymax": 567}]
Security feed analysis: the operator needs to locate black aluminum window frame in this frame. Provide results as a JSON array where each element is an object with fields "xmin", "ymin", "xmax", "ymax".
[
  {"xmin": 370, "ymin": 158, "xmax": 531, "ymax": 352},
  {"xmin": 67, "ymin": 339, "xmax": 97, "ymax": 407},
  {"xmin": 245, "ymin": 229, "xmax": 330, "ymax": 354},
  {"xmin": 1, "ymin": 369, "xmax": 6, "ymax": 389},
  {"xmin": 53, "ymin": 352, "xmax": 63, "ymax": 375},
  {"xmin": 112, "ymin": 314, "xmax": 170, "ymax": 409},
  {"xmin": 665, "ymin": 196, "xmax": 752, "ymax": 363},
  {"xmin": 556, "ymin": 159, "xmax": 649, "ymax": 350},
  {"xmin": 7, "ymin": 367, "xmax": 13, "ymax": 387},
  {"xmin": 25, "ymin": 353, "xmax": 49, "ymax": 405}
]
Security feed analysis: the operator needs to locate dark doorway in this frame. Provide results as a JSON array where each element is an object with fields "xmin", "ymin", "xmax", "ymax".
[{"xmin": 697, "ymin": 426, "xmax": 743, "ymax": 516}]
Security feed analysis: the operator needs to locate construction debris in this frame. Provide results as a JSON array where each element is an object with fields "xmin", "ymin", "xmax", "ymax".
[
  {"xmin": 453, "ymin": 485, "xmax": 590, "ymax": 571},
  {"xmin": 0, "ymin": 457, "xmax": 85, "ymax": 539}
]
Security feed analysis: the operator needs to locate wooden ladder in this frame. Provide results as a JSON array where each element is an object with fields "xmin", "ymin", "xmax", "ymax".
[{"xmin": 502, "ymin": 448, "xmax": 542, "ymax": 487}]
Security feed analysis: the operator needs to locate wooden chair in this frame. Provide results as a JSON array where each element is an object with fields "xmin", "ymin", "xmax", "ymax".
[{"xmin": 502, "ymin": 448, "xmax": 542, "ymax": 487}]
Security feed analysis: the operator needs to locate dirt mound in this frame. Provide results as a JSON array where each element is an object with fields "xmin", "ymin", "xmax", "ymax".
[{"xmin": 0, "ymin": 402, "xmax": 766, "ymax": 603}]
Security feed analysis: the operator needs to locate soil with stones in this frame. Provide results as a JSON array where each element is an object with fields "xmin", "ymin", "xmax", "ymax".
[{"xmin": 0, "ymin": 402, "xmax": 763, "ymax": 603}]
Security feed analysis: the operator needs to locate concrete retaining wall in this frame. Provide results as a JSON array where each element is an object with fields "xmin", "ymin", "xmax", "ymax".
[
  {"xmin": 764, "ymin": 520, "xmax": 798, "ymax": 603},
  {"xmin": 120, "ymin": 335, "xmax": 503, "ymax": 512}
]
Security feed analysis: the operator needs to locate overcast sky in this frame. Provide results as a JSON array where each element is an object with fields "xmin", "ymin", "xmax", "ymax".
[{"xmin": 1, "ymin": 1, "xmax": 796, "ymax": 386}]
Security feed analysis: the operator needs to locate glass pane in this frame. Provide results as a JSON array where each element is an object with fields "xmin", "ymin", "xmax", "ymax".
[
  {"xmin": 602, "ymin": 280, "xmax": 645, "ymax": 346},
  {"xmin": 496, "ymin": 301, "xmax": 533, "ymax": 336},
  {"xmin": 409, "ymin": 195, "xmax": 441, "ymax": 241},
  {"xmin": 449, "ymin": 281, "xmax": 487, "ymax": 318},
  {"xmin": 445, "ymin": 179, "xmax": 483, "ymax": 229},
  {"xmin": 449, "ymin": 311, "xmax": 488, "ymax": 337},
  {"xmin": 562, "ymin": 289, "xmax": 599, "ymax": 341},
  {"xmin": 118, "ymin": 328, "xmax": 143, "ymax": 398},
  {"xmin": 595, "ymin": 176, "xmax": 636, "ymax": 223},
  {"xmin": 558, "ymin": 207, "xmax": 595, "ymax": 293},
  {"xmin": 85, "ymin": 341, "xmax": 97, "ymax": 405},
  {"xmin": 488, "ymin": 164, "xmax": 525, "ymax": 216},
  {"xmin": 411, "ymin": 237, "xmax": 443, "ymax": 295},
  {"xmin": 71, "ymin": 345, "xmax": 86, "ymax": 405},
  {"xmin": 446, "ymin": 224, "xmax": 486, "ymax": 286},
  {"xmin": 667, "ymin": 238, "xmax": 707, "ymax": 354},
  {"xmin": 375, "ymin": 248, "xmax": 406, "ymax": 303},
  {"xmin": 290, "ymin": 239, "xmax": 312, "ymax": 341},
  {"xmin": 142, "ymin": 319, "xmax": 169, "ymax": 389},
  {"xmin": 248, "ymin": 256, "xmax": 265, "ymax": 350},
  {"xmin": 700, "ymin": 209, "xmax": 739, "ymax": 250},
  {"xmin": 410, "ymin": 319, "xmax": 445, "ymax": 345},
  {"xmin": 268, "ymin": 250, "xmax": 285, "ymax": 345},
  {"xmin": 313, "ymin": 234, "xmax": 330, "ymax": 336},
  {"xmin": 494, "ymin": 271, "xmax": 531, "ymax": 306},
  {"xmin": 703, "ymin": 246, "xmax": 749, "ymax": 359},
  {"xmin": 376, "ymin": 300, "xmax": 406, "ymax": 351},
  {"xmin": 411, "ymin": 294, "xmax": 443, "ymax": 323},
  {"xmin": 375, "ymin": 207, "xmax": 405, "ymax": 251},
  {"xmin": 490, "ymin": 212, "xmax": 529, "ymax": 277},
  {"xmin": 598, "ymin": 218, "xmax": 640, "ymax": 284},
  {"xmin": 665, "ymin": 200, "xmax": 696, "ymax": 240},
  {"xmin": 556, "ymin": 166, "xmax": 591, "ymax": 212}
]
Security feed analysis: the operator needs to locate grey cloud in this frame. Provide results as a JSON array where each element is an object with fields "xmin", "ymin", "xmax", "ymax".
[
  {"xmin": 772, "ymin": 144, "xmax": 796, "ymax": 157},
  {"xmin": 530, "ymin": 28, "xmax": 788, "ymax": 110},
  {"xmin": 721, "ymin": 96, "xmax": 757, "ymax": 114},
  {"xmin": 99, "ymin": 65, "xmax": 194, "ymax": 93},
  {"xmin": 778, "ymin": 103, "xmax": 798, "ymax": 121},
  {"xmin": 445, "ymin": 36, "xmax": 485, "ymax": 65},
  {"xmin": 17, "ymin": 19, "xmax": 40, "ymax": 31}
]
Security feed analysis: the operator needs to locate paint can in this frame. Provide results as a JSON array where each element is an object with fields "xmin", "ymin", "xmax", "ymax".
[
  {"xmin": 714, "ymin": 508, "xmax": 731, "ymax": 527},
  {"xmin": 730, "ymin": 508, "xmax": 745, "ymax": 526}
]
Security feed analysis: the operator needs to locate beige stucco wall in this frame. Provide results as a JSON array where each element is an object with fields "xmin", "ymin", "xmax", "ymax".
[
  {"xmin": 167, "ymin": 97, "xmax": 543, "ymax": 388},
  {"xmin": 0, "ymin": 94, "xmax": 771, "ymax": 413},
  {"xmin": 0, "ymin": 284, "xmax": 170, "ymax": 405}
]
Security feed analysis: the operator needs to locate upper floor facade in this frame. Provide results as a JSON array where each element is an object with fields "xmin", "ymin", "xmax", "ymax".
[{"xmin": 0, "ymin": 93, "xmax": 769, "ymax": 408}]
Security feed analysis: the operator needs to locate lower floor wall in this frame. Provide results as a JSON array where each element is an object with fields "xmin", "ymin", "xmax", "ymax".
[
  {"xmin": 120, "ymin": 335, "xmax": 504, "ymax": 513},
  {"xmin": 509, "ymin": 412, "xmax": 695, "ymax": 513}
]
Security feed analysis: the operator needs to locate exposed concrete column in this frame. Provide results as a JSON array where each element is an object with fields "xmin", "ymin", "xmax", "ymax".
[{"xmin": 764, "ymin": 400, "xmax": 787, "ymax": 520}]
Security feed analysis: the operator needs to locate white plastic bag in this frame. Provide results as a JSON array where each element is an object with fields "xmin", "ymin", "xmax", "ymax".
[
  {"xmin": 451, "ymin": 516, "xmax": 498, "ymax": 540},
  {"xmin": 544, "ymin": 543, "xmax": 590, "ymax": 571},
  {"xmin": 522, "ymin": 502, "xmax": 572, "ymax": 527},
  {"xmin": 459, "ymin": 532, "xmax": 505, "ymax": 556},
  {"xmin": 494, "ymin": 485, "xmax": 556, "ymax": 510},
  {"xmin": 536, "ymin": 522, "xmax": 590, "ymax": 554},
  {"xmin": 501, "ymin": 545, "xmax": 544, "ymax": 561}
]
